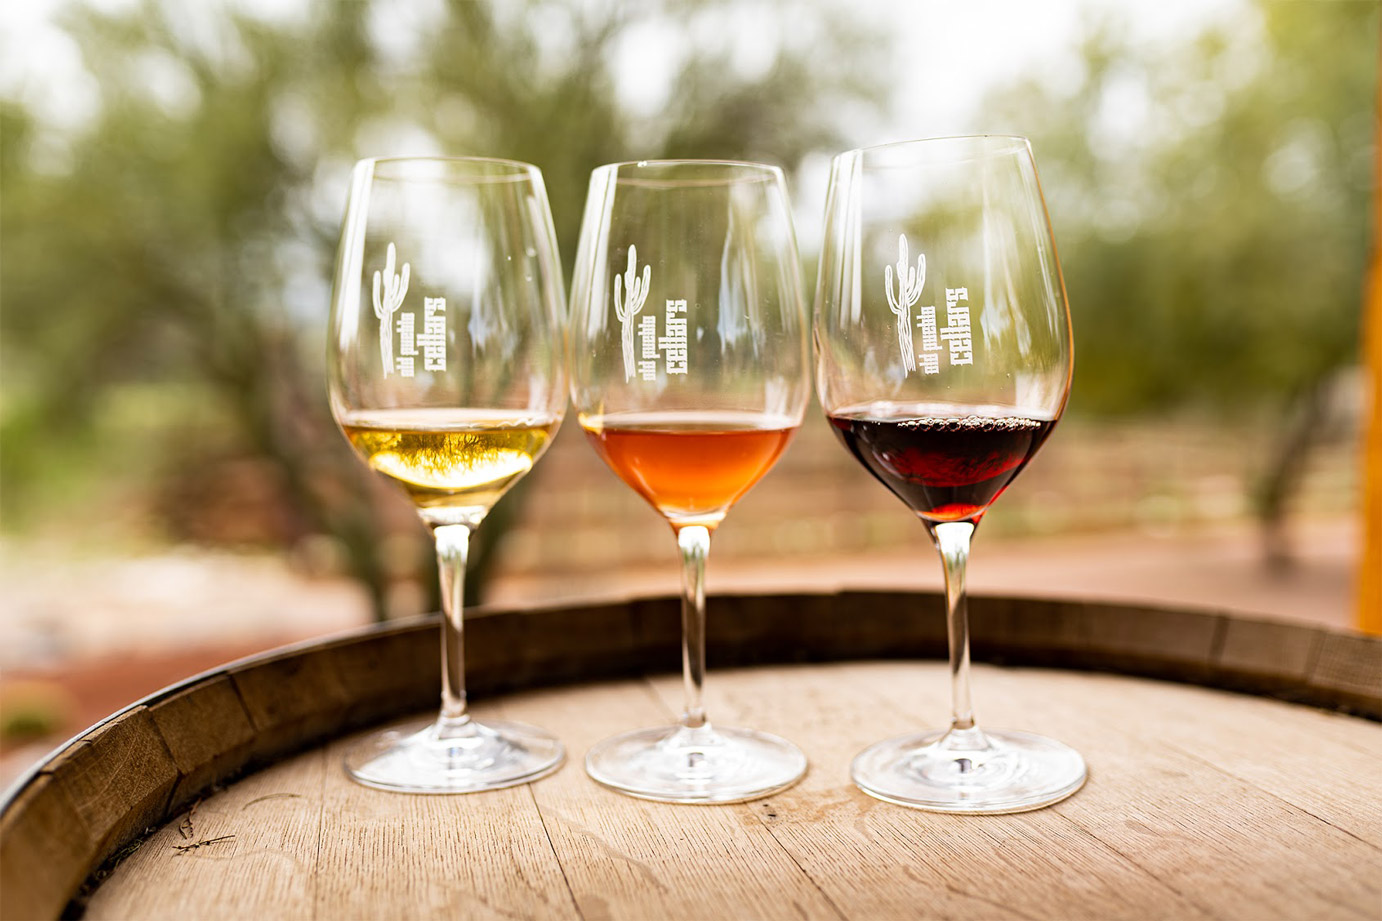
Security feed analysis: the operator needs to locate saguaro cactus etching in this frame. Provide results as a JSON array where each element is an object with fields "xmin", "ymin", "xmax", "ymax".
[
  {"xmin": 884, "ymin": 233, "xmax": 924, "ymax": 374},
  {"xmin": 373, "ymin": 242, "xmax": 411, "ymax": 376},
  {"xmin": 614, "ymin": 245, "xmax": 651, "ymax": 381}
]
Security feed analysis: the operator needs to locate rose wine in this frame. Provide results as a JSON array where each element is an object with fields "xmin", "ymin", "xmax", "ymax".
[
  {"xmin": 581, "ymin": 410, "xmax": 796, "ymax": 528},
  {"xmin": 828, "ymin": 403, "xmax": 1056, "ymax": 522},
  {"xmin": 342, "ymin": 408, "xmax": 559, "ymax": 515}
]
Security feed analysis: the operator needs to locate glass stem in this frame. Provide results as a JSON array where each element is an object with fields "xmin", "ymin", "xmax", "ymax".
[
  {"xmin": 433, "ymin": 523, "xmax": 472, "ymax": 730},
  {"xmin": 676, "ymin": 524, "xmax": 711, "ymax": 730},
  {"xmin": 929, "ymin": 519, "xmax": 979, "ymax": 735}
]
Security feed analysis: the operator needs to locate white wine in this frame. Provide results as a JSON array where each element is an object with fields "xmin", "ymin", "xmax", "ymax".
[{"xmin": 342, "ymin": 408, "xmax": 559, "ymax": 519}]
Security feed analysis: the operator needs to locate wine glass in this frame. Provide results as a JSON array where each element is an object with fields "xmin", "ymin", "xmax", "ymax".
[
  {"xmin": 814, "ymin": 136, "xmax": 1085, "ymax": 813},
  {"xmin": 569, "ymin": 160, "xmax": 811, "ymax": 803},
  {"xmin": 327, "ymin": 156, "xmax": 568, "ymax": 793}
]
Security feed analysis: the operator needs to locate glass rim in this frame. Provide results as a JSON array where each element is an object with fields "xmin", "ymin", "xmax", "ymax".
[
  {"xmin": 357, "ymin": 155, "xmax": 543, "ymax": 184},
  {"xmin": 591, "ymin": 158, "xmax": 786, "ymax": 188},
  {"xmin": 836, "ymin": 134, "xmax": 1033, "ymax": 166}
]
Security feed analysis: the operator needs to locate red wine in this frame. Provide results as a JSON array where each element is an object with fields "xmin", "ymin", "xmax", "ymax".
[{"xmin": 828, "ymin": 406, "xmax": 1056, "ymax": 522}]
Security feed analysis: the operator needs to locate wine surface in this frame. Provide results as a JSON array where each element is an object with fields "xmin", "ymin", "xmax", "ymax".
[
  {"xmin": 581, "ymin": 411, "xmax": 796, "ymax": 529},
  {"xmin": 342, "ymin": 408, "xmax": 559, "ymax": 517},
  {"xmin": 828, "ymin": 404, "xmax": 1055, "ymax": 522}
]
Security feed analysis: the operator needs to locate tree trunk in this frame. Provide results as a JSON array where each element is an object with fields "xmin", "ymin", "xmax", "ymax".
[{"xmin": 1254, "ymin": 379, "xmax": 1331, "ymax": 572}]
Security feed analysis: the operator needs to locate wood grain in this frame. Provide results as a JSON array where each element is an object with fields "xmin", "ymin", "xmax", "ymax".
[
  {"xmin": 4, "ymin": 594, "xmax": 1379, "ymax": 919},
  {"xmin": 147, "ymin": 676, "xmax": 257, "ymax": 807},
  {"xmin": 648, "ymin": 663, "xmax": 1211, "ymax": 921},
  {"xmin": 515, "ymin": 679, "xmax": 842, "ymax": 920},
  {"xmin": 998, "ymin": 668, "xmax": 1382, "ymax": 849},
  {"xmin": 1310, "ymin": 632, "xmax": 1382, "ymax": 707},
  {"xmin": 81, "ymin": 663, "xmax": 1382, "ymax": 921},
  {"xmin": 957, "ymin": 666, "xmax": 1381, "ymax": 920},
  {"xmin": 312, "ymin": 698, "xmax": 579, "ymax": 921},
  {"xmin": 83, "ymin": 747, "xmax": 327, "ymax": 920},
  {"xmin": 0, "ymin": 774, "xmax": 94, "ymax": 921},
  {"xmin": 39, "ymin": 708, "xmax": 179, "ymax": 868}
]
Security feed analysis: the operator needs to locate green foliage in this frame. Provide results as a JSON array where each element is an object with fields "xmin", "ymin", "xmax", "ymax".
[
  {"xmin": 0, "ymin": 0, "xmax": 883, "ymax": 617},
  {"xmin": 984, "ymin": 1, "xmax": 1376, "ymax": 415},
  {"xmin": 3, "ymin": 0, "xmax": 1372, "ymax": 605},
  {"xmin": 0, "ymin": 681, "xmax": 72, "ymax": 742}
]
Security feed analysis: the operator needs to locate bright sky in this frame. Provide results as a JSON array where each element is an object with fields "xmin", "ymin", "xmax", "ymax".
[{"xmin": 880, "ymin": 0, "xmax": 1245, "ymax": 136}]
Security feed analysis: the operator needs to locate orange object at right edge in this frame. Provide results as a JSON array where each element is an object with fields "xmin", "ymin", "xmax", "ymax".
[{"xmin": 1360, "ymin": 70, "xmax": 1382, "ymax": 636}]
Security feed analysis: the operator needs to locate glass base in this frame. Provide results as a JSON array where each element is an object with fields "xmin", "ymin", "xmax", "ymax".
[
  {"xmin": 344, "ymin": 715, "xmax": 564, "ymax": 794},
  {"xmin": 851, "ymin": 726, "xmax": 1086, "ymax": 814},
  {"xmin": 585, "ymin": 723, "xmax": 807, "ymax": 804}
]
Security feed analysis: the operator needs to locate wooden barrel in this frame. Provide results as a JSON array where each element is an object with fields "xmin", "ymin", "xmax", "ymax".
[{"xmin": 2, "ymin": 590, "xmax": 1379, "ymax": 920}]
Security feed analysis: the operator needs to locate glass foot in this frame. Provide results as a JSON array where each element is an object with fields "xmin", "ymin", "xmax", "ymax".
[
  {"xmin": 585, "ymin": 723, "xmax": 807, "ymax": 804},
  {"xmin": 851, "ymin": 726, "xmax": 1086, "ymax": 814},
  {"xmin": 344, "ymin": 715, "xmax": 564, "ymax": 794}
]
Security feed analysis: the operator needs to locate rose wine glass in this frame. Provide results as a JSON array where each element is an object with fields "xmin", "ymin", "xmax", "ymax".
[
  {"xmin": 814, "ymin": 136, "xmax": 1085, "ymax": 813},
  {"xmin": 569, "ymin": 160, "xmax": 810, "ymax": 803},
  {"xmin": 327, "ymin": 156, "xmax": 568, "ymax": 793}
]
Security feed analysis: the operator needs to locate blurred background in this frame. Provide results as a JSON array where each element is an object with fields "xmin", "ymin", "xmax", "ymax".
[{"xmin": 1, "ymin": 0, "xmax": 1377, "ymax": 780}]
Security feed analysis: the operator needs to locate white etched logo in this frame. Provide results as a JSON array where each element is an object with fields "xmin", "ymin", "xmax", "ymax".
[
  {"xmin": 885, "ymin": 234, "xmax": 924, "ymax": 373},
  {"xmin": 658, "ymin": 300, "xmax": 688, "ymax": 376},
  {"xmin": 372, "ymin": 243, "xmax": 446, "ymax": 378},
  {"xmin": 396, "ymin": 296, "xmax": 447, "ymax": 378},
  {"xmin": 885, "ymin": 233, "xmax": 973, "ymax": 375},
  {"xmin": 614, "ymin": 245, "xmax": 651, "ymax": 382},
  {"xmin": 613, "ymin": 245, "xmax": 691, "ymax": 381},
  {"xmin": 373, "ymin": 243, "xmax": 410, "ymax": 377},
  {"xmin": 940, "ymin": 287, "xmax": 973, "ymax": 368}
]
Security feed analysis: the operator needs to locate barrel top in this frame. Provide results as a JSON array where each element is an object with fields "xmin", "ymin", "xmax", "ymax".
[
  {"xmin": 77, "ymin": 662, "xmax": 1382, "ymax": 920},
  {"xmin": 2, "ymin": 591, "xmax": 1380, "ymax": 920}
]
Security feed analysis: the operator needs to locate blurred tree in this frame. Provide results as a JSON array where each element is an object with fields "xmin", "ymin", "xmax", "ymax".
[
  {"xmin": 0, "ymin": 0, "xmax": 883, "ymax": 620},
  {"xmin": 984, "ymin": 0, "xmax": 1377, "ymax": 563}
]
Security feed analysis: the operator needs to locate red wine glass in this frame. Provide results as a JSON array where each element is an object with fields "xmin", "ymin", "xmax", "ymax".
[{"xmin": 814, "ymin": 136, "xmax": 1085, "ymax": 812}]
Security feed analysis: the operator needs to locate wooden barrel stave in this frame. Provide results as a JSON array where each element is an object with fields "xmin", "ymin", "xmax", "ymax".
[{"xmin": 2, "ymin": 590, "xmax": 1379, "ymax": 920}]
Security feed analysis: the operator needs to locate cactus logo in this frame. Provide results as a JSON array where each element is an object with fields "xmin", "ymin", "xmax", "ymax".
[
  {"xmin": 883, "ymin": 233, "xmax": 974, "ymax": 376},
  {"xmin": 884, "ymin": 234, "xmax": 924, "ymax": 374},
  {"xmin": 373, "ymin": 242, "xmax": 411, "ymax": 377},
  {"xmin": 613, "ymin": 245, "xmax": 651, "ymax": 382}
]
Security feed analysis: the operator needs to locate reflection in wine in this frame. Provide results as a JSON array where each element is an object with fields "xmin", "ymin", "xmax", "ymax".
[{"xmin": 343, "ymin": 409, "xmax": 558, "ymax": 524}]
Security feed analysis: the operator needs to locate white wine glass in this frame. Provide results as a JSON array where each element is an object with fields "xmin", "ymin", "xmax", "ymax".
[
  {"xmin": 815, "ymin": 136, "xmax": 1086, "ymax": 813},
  {"xmin": 570, "ymin": 160, "xmax": 810, "ymax": 803},
  {"xmin": 328, "ymin": 156, "xmax": 567, "ymax": 793}
]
